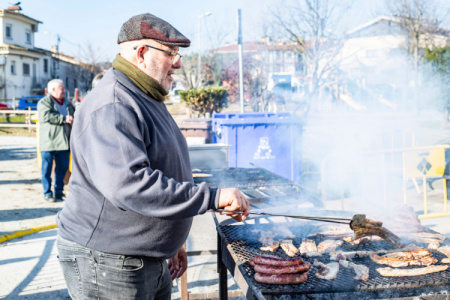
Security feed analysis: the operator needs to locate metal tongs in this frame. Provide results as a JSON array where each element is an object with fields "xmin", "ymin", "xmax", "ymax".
[{"xmin": 215, "ymin": 209, "xmax": 366, "ymax": 229}]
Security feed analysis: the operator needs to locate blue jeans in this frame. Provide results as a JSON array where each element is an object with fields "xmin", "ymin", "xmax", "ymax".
[
  {"xmin": 41, "ymin": 150, "xmax": 70, "ymax": 196},
  {"xmin": 57, "ymin": 235, "xmax": 172, "ymax": 300}
]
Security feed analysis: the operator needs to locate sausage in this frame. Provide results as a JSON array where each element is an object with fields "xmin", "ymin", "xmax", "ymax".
[
  {"xmin": 249, "ymin": 259, "xmax": 256, "ymax": 267},
  {"xmin": 254, "ymin": 262, "xmax": 311, "ymax": 275},
  {"xmin": 253, "ymin": 255, "xmax": 304, "ymax": 267},
  {"xmin": 255, "ymin": 272, "xmax": 308, "ymax": 285}
]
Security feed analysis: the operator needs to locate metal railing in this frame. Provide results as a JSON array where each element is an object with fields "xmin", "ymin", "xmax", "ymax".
[{"xmin": 319, "ymin": 145, "xmax": 450, "ymax": 219}]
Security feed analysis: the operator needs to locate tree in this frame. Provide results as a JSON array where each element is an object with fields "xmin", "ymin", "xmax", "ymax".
[
  {"xmin": 268, "ymin": 0, "xmax": 353, "ymax": 115},
  {"xmin": 424, "ymin": 46, "xmax": 450, "ymax": 111},
  {"xmin": 69, "ymin": 41, "xmax": 107, "ymax": 92}
]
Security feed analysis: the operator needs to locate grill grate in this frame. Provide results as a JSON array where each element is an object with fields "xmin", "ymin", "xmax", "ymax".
[{"xmin": 219, "ymin": 221, "xmax": 450, "ymax": 295}]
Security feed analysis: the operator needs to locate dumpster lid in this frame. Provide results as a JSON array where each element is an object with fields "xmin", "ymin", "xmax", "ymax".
[{"xmin": 212, "ymin": 112, "xmax": 304, "ymax": 126}]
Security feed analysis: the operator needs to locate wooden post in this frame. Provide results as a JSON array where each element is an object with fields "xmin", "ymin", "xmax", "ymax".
[
  {"xmin": 27, "ymin": 107, "xmax": 31, "ymax": 132},
  {"xmin": 180, "ymin": 242, "xmax": 188, "ymax": 300},
  {"xmin": 12, "ymin": 96, "xmax": 15, "ymax": 111}
]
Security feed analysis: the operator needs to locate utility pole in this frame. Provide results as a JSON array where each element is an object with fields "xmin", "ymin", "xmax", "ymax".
[
  {"xmin": 197, "ymin": 12, "xmax": 212, "ymax": 87},
  {"xmin": 237, "ymin": 9, "xmax": 244, "ymax": 113}
]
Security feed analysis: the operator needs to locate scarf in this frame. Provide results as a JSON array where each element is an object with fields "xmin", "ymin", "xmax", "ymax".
[{"xmin": 112, "ymin": 54, "xmax": 168, "ymax": 102}]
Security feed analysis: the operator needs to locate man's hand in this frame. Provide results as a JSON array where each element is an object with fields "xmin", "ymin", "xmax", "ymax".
[
  {"xmin": 65, "ymin": 115, "xmax": 74, "ymax": 126},
  {"xmin": 168, "ymin": 247, "xmax": 187, "ymax": 280},
  {"xmin": 218, "ymin": 188, "xmax": 250, "ymax": 222}
]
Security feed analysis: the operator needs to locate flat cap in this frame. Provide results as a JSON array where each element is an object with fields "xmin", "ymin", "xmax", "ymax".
[{"xmin": 117, "ymin": 13, "xmax": 190, "ymax": 47}]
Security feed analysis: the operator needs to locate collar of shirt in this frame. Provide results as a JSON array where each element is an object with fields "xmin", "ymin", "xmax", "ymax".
[{"xmin": 51, "ymin": 96, "xmax": 65, "ymax": 106}]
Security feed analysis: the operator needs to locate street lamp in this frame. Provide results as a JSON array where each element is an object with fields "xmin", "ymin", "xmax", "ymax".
[{"xmin": 198, "ymin": 12, "xmax": 212, "ymax": 84}]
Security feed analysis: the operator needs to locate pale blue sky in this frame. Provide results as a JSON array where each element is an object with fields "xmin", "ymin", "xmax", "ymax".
[{"xmin": 2, "ymin": 0, "xmax": 447, "ymax": 62}]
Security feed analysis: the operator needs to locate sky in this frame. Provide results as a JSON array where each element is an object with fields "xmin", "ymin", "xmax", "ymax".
[{"xmin": 2, "ymin": 0, "xmax": 448, "ymax": 63}]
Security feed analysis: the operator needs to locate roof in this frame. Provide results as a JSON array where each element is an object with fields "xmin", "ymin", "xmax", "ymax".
[
  {"xmin": 0, "ymin": 8, "xmax": 42, "ymax": 24},
  {"xmin": 211, "ymin": 40, "xmax": 307, "ymax": 53},
  {"xmin": 347, "ymin": 15, "xmax": 450, "ymax": 37}
]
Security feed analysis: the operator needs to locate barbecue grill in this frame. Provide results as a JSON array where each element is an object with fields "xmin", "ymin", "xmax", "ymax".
[{"xmin": 212, "ymin": 209, "xmax": 450, "ymax": 300}]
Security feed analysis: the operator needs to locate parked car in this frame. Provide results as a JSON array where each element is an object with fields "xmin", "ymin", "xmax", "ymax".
[{"xmin": 15, "ymin": 96, "xmax": 44, "ymax": 110}]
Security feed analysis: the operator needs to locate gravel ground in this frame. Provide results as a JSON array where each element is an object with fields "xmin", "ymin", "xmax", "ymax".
[{"xmin": 0, "ymin": 136, "xmax": 66, "ymax": 238}]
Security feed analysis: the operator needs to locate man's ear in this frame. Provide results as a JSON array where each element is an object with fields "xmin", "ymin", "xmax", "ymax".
[{"xmin": 136, "ymin": 46, "xmax": 146, "ymax": 67}]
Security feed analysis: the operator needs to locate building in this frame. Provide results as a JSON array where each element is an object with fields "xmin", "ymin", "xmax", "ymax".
[
  {"xmin": 211, "ymin": 38, "xmax": 307, "ymax": 77},
  {"xmin": 0, "ymin": 5, "xmax": 88, "ymax": 100},
  {"xmin": 338, "ymin": 16, "xmax": 450, "ymax": 108}
]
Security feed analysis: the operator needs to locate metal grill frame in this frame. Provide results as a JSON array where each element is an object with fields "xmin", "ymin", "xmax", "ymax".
[{"xmin": 213, "ymin": 212, "xmax": 450, "ymax": 300}]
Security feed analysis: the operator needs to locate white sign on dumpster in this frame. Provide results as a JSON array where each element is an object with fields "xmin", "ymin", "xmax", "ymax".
[{"xmin": 254, "ymin": 137, "xmax": 275, "ymax": 160}]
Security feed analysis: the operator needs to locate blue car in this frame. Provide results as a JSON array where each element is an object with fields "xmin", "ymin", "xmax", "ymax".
[{"xmin": 15, "ymin": 96, "xmax": 44, "ymax": 111}]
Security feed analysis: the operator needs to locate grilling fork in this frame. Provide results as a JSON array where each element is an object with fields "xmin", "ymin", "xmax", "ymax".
[{"xmin": 215, "ymin": 209, "xmax": 366, "ymax": 228}]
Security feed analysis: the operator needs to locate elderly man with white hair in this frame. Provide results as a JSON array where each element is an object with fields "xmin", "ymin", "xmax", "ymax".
[
  {"xmin": 55, "ymin": 13, "xmax": 249, "ymax": 300},
  {"xmin": 37, "ymin": 79, "xmax": 74, "ymax": 202}
]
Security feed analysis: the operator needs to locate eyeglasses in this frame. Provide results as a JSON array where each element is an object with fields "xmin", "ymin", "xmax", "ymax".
[{"xmin": 133, "ymin": 44, "xmax": 182, "ymax": 65}]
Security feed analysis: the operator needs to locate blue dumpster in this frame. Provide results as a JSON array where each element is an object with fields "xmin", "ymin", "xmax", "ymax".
[{"xmin": 212, "ymin": 112, "xmax": 304, "ymax": 182}]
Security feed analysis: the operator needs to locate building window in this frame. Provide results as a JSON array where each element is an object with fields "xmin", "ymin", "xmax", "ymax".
[
  {"xmin": 25, "ymin": 30, "xmax": 31, "ymax": 44},
  {"xmin": 74, "ymin": 79, "xmax": 77, "ymax": 88},
  {"xmin": 11, "ymin": 61, "xmax": 16, "ymax": 75},
  {"xmin": 5, "ymin": 24, "xmax": 12, "ymax": 39},
  {"xmin": 66, "ymin": 77, "xmax": 69, "ymax": 89},
  {"xmin": 23, "ymin": 63, "xmax": 30, "ymax": 76},
  {"xmin": 43, "ymin": 59, "xmax": 48, "ymax": 73}
]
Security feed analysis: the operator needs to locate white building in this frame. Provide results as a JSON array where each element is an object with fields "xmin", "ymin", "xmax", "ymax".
[
  {"xmin": 0, "ymin": 5, "xmax": 88, "ymax": 100},
  {"xmin": 338, "ymin": 16, "xmax": 450, "ymax": 106}
]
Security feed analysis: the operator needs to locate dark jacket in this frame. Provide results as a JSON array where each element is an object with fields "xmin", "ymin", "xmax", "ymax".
[
  {"xmin": 37, "ymin": 95, "xmax": 75, "ymax": 152},
  {"xmin": 56, "ymin": 68, "xmax": 219, "ymax": 259}
]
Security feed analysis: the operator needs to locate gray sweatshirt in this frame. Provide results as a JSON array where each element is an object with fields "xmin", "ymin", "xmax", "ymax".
[{"xmin": 56, "ymin": 68, "xmax": 219, "ymax": 259}]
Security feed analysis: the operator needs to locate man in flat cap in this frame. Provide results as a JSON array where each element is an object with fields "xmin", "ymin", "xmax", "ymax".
[{"xmin": 56, "ymin": 13, "xmax": 250, "ymax": 300}]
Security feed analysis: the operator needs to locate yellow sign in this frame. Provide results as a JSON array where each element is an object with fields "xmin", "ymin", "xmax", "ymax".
[{"xmin": 404, "ymin": 148, "xmax": 446, "ymax": 177}]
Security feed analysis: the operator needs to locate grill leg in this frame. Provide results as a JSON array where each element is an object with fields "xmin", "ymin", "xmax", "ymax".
[{"xmin": 217, "ymin": 232, "xmax": 228, "ymax": 300}]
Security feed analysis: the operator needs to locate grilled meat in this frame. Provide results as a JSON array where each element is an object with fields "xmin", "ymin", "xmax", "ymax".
[
  {"xmin": 428, "ymin": 241, "xmax": 440, "ymax": 250},
  {"xmin": 330, "ymin": 250, "xmax": 372, "ymax": 261},
  {"xmin": 352, "ymin": 218, "xmax": 403, "ymax": 249},
  {"xmin": 339, "ymin": 260, "xmax": 369, "ymax": 281},
  {"xmin": 437, "ymin": 245, "xmax": 450, "ymax": 257},
  {"xmin": 254, "ymin": 262, "xmax": 311, "ymax": 275},
  {"xmin": 442, "ymin": 258, "xmax": 450, "ymax": 264},
  {"xmin": 376, "ymin": 265, "xmax": 448, "ymax": 277},
  {"xmin": 280, "ymin": 240, "xmax": 299, "ymax": 257},
  {"xmin": 370, "ymin": 249, "xmax": 437, "ymax": 267},
  {"xmin": 300, "ymin": 239, "xmax": 321, "ymax": 257},
  {"xmin": 308, "ymin": 231, "xmax": 353, "ymax": 240},
  {"xmin": 259, "ymin": 237, "xmax": 279, "ymax": 252},
  {"xmin": 253, "ymin": 255, "xmax": 304, "ymax": 267},
  {"xmin": 317, "ymin": 240, "xmax": 343, "ymax": 253},
  {"xmin": 377, "ymin": 244, "xmax": 420, "ymax": 255},
  {"xmin": 314, "ymin": 260, "xmax": 339, "ymax": 280},
  {"xmin": 255, "ymin": 272, "xmax": 308, "ymax": 285},
  {"xmin": 343, "ymin": 235, "xmax": 383, "ymax": 245}
]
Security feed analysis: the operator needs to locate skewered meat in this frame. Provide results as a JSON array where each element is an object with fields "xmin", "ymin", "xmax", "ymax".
[
  {"xmin": 254, "ymin": 262, "xmax": 311, "ymax": 275},
  {"xmin": 352, "ymin": 218, "xmax": 403, "ymax": 249},
  {"xmin": 274, "ymin": 226, "xmax": 296, "ymax": 239},
  {"xmin": 313, "ymin": 260, "xmax": 339, "ymax": 280},
  {"xmin": 330, "ymin": 250, "xmax": 372, "ymax": 261},
  {"xmin": 259, "ymin": 237, "xmax": 279, "ymax": 252},
  {"xmin": 343, "ymin": 235, "xmax": 383, "ymax": 245},
  {"xmin": 317, "ymin": 240, "xmax": 343, "ymax": 253},
  {"xmin": 280, "ymin": 240, "xmax": 299, "ymax": 257},
  {"xmin": 376, "ymin": 265, "xmax": 448, "ymax": 277},
  {"xmin": 370, "ymin": 249, "xmax": 437, "ymax": 267},
  {"xmin": 437, "ymin": 246, "xmax": 450, "ymax": 257},
  {"xmin": 255, "ymin": 272, "xmax": 308, "ymax": 285},
  {"xmin": 308, "ymin": 231, "xmax": 353, "ymax": 240},
  {"xmin": 339, "ymin": 260, "xmax": 369, "ymax": 281},
  {"xmin": 253, "ymin": 255, "xmax": 304, "ymax": 267},
  {"xmin": 299, "ymin": 239, "xmax": 321, "ymax": 257}
]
